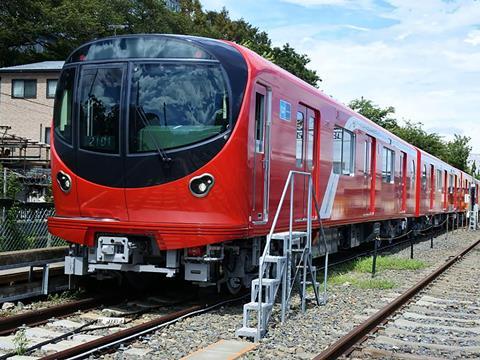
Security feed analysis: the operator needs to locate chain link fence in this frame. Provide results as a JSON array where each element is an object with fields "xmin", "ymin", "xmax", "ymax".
[{"xmin": 0, "ymin": 202, "xmax": 65, "ymax": 252}]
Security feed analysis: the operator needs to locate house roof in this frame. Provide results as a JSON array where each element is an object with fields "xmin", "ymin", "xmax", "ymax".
[{"xmin": 0, "ymin": 61, "xmax": 64, "ymax": 73}]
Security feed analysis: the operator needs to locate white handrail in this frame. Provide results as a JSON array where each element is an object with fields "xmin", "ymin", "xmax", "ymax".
[{"xmin": 256, "ymin": 170, "xmax": 328, "ymax": 340}]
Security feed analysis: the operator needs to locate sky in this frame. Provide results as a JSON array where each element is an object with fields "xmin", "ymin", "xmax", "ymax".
[{"xmin": 201, "ymin": 0, "xmax": 480, "ymax": 152}]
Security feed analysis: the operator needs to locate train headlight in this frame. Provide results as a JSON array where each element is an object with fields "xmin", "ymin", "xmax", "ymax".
[
  {"xmin": 189, "ymin": 173, "xmax": 214, "ymax": 198},
  {"xmin": 57, "ymin": 171, "xmax": 72, "ymax": 193}
]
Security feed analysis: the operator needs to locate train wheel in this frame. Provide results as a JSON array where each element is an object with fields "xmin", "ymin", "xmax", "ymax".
[{"xmin": 225, "ymin": 276, "xmax": 243, "ymax": 295}]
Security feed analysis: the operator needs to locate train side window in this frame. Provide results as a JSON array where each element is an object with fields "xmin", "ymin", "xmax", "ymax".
[
  {"xmin": 254, "ymin": 92, "xmax": 265, "ymax": 153},
  {"xmin": 422, "ymin": 164, "xmax": 427, "ymax": 190},
  {"xmin": 296, "ymin": 111, "xmax": 304, "ymax": 167},
  {"xmin": 382, "ymin": 147, "xmax": 394, "ymax": 183},
  {"xmin": 449, "ymin": 174, "xmax": 454, "ymax": 193},
  {"xmin": 436, "ymin": 169, "xmax": 442, "ymax": 192},
  {"xmin": 333, "ymin": 126, "xmax": 355, "ymax": 175}
]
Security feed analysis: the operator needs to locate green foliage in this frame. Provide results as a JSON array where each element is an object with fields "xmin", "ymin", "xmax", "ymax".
[
  {"xmin": 13, "ymin": 328, "xmax": 28, "ymax": 355},
  {"xmin": 394, "ymin": 121, "xmax": 447, "ymax": 160},
  {"xmin": 47, "ymin": 289, "xmax": 84, "ymax": 304},
  {"xmin": 444, "ymin": 134, "xmax": 471, "ymax": 172},
  {"xmin": 349, "ymin": 97, "xmax": 473, "ymax": 171},
  {"xmin": 0, "ymin": 0, "xmax": 320, "ymax": 86},
  {"xmin": 0, "ymin": 165, "xmax": 22, "ymax": 200},
  {"xmin": 349, "ymin": 97, "xmax": 398, "ymax": 132}
]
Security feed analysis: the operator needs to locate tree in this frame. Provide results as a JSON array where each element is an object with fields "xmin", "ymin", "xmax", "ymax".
[
  {"xmin": 349, "ymin": 97, "xmax": 474, "ymax": 169},
  {"xmin": 444, "ymin": 135, "xmax": 471, "ymax": 172},
  {"xmin": 349, "ymin": 97, "xmax": 398, "ymax": 131},
  {"xmin": 394, "ymin": 121, "xmax": 447, "ymax": 161},
  {"xmin": 0, "ymin": 0, "xmax": 320, "ymax": 86}
]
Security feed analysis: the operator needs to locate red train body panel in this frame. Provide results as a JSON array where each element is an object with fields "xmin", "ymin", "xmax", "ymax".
[{"xmin": 47, "ymin": 35, "xmax": 479, "ymax": 286}]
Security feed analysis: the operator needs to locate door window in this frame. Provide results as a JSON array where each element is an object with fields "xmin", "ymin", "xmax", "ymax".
[
  {"xmin": 296, "ymin": 111, "xmax": 304, "ymax": 167},
  {"xmin": 306, "ymin": 114, "xmax": 315, "ymax": 169},
  {"xmin": 254, "ymin": 92, "xmax": 265, "ymax": 153}
]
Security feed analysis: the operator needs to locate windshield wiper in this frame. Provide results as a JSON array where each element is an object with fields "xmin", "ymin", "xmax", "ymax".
[
  {"xmin": 134, "ymin": 77, "xmax": 171, "ymax": 163},
  {"xmin": 135, "ymin": 105, "xmax": 171, "ymax": 163}
]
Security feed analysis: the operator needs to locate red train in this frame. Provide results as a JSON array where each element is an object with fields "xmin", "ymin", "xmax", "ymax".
[{"xmin": 48, "ymin": 34, "xmax": 479, "ymax": 292}]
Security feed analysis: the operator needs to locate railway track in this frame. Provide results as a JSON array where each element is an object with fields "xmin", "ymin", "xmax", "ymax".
[
  {"xmin": 314, "ymin": 238, "xmax": 480, "ymax": 360},
  {"xmin": 0, "ymin": 288, "xmax": 247, "ymax": 360}
]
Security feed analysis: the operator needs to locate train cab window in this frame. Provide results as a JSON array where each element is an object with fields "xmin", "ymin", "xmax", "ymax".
[
  {"xmin": 436, "ymin": 169, "xmax": 443, "ymax": 192},
  {"xmin": 422, "ymin": 164, "xmax": 428, "ymax": 190},
  {"xmin": 129, "ymin": 63, "xmax": 230, "ymax": 153},
  {"xmin": 254, "ymin": 92, "xmax": 265, "ymax": 153},
  {"xmin": 53, "ymin": 68, "xmax": 76, "ymax": 143},
  {"xmin": 333, "ymin": 126, "xmax": 355, "ymax": 175},
  {"xmin": 79, "ymin": 67, "xmax": 122, "ymax": 153},
  {"xmin": 296, "ymin": 111, "xmax": 304, "ymax": 167},
  {"xmin": 382, "ymin": 147, "xmax": 395, "ymax": 183}
]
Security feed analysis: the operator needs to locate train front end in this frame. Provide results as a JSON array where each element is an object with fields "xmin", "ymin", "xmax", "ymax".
[{"xmin": 48, "ymin": 35, "xmax": 251, "ymax": 290}]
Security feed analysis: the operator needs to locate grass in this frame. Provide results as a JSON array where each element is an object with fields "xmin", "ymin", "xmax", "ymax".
[
  {"xmin": 313, "ymin": 254, "xmax": 426, "ymax": 290},
  {"xmin": 325, "ymin": 273, "xmax": 396, "ymax": 290},
  {"xmin": 353, "ymin": 256, "xmax": 427, "ymax": 273}
]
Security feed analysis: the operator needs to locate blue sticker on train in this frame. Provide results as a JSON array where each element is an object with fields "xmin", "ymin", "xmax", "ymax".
[{"xmin": 279, "ymin": 100, "xmax": 291, "ymax": 121}]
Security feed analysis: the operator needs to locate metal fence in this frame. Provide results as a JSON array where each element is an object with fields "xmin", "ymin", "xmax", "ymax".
[{"xmin": 0, "ymin": 203, "xmax": 65, "ymax": 252}]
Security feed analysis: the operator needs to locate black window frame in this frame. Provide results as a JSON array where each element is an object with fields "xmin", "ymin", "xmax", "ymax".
[
  {"xmin": 254, "ymin": 92, "xmax": 265, "ymax": 154},
  {"xmin": 77, "ymin": 64, "xmax": 125, "ymax": 155},
  {"xmin": 333, "ymin": 126, "xmax": 355, "ymax": 176},
  {"xmin": 11, "ymin": 79, "xmax": 37, "ymax": 99},
  {"xmin": 46, "ymin": 79, "xmax": 58, "ymax": 99},
  {"xmin": 382, "ymin": 146, "xmax": 395, "ymax": 184}
]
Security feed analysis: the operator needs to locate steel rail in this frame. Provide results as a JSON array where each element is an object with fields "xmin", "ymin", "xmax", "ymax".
[
  {"xmin": 40, "ymin": 294, "xmax": 248, "ymax": 360},
  {"xmin": 313, "ymin": 237, "xmax": 480, "ymax": 360},
  {"xmin": 0, "ymin": 295, "xmax": 118, "ymax": 336}
]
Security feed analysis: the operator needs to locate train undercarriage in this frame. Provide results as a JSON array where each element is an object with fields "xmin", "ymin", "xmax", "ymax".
[{"xmin": 64, "ymin": 212, "xmax": 464, "ymax": 294}]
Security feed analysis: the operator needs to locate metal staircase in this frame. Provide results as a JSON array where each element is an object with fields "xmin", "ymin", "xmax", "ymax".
[
  {"xmin": 236, "ymin": 171, "xmax": 329, "ymax": 341},
  {"xmin": 469, "ymin": 205, "xmax": 478, "ymax": 230}
]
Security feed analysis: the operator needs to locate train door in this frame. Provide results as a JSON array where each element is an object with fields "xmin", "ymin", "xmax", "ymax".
[
  {"xmin": 295, "ymin": 105, "xmax": 317, "ymax": 220},
  {"xmin": 399, "ymin": 152, "xmax": 407, "ymax": 212},
  {"xmin": 75, "ymin": 63, "xmax": 129, "ymax": 220},
  {"xmin": 363, "ymin": 135, "xmax": 375, "ymax": 214},
  {"xmin": 443, "ymin": 170, "xmax": 448, "ymax": 209},
  {"xmin": 430, "ymin": 164, "xmax": 435, "ymax": 210},
  {"xmin": 251, "ymin": 83, "xmax": 271, "ymax": 223}
]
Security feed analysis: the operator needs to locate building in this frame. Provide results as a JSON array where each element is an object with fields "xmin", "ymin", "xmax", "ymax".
[
  {"xmin": 165, "ymin": 0, "xmax": 180, "ymax": 11},
  {"xmin": 0, "ymin": 61, "xmax": 64, "ymax": 147}
]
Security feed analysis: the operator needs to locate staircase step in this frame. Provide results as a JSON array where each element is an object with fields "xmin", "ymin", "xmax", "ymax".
[
  {"xmin": 236, "ymin": 326, "xmax": 264, "ymax": 338},
  {"xmin": 271, "ymin": 231, "xmax": 307, "ymax": 240},
  {"xmin": 244, "ymin": 301, "xmax": 273, "ymax": 311},
  {"xmin": 252, "ymin": 278, "xmax": 280, "ymax": 287},
  {"xmin": 261, "ymin": 255, "xmax": 286, "ymax": 264}
]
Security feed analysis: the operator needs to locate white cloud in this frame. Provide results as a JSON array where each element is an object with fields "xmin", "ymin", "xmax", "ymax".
[
  {"xmin": 271, "ymin": 0, "xmax": 480, "ymax": 150},
  {"xmin": 465, "ymin": 29, "xmax": 480, "ymax": 46},
  {"xmin": 280, "ymin": 0, "xmax": 376, "ymax": 9}
]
